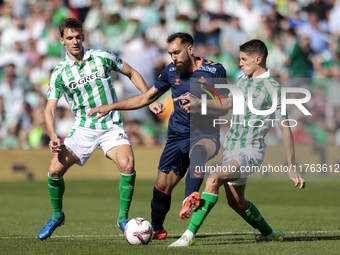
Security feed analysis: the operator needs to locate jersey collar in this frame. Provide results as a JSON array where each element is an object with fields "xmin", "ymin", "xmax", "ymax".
[
  {"xmin": 188, "ymin": 57, "xmax": 203, "ymax": 73},
  {"xmin": 255, "ymin": 69, "xmax": 270, "ymax": 79},
  {"xmin": 65, "ymin": 47, "xmax": 90, "ymax": 66},
  {"xmin": 251, "ymin": 69, "xmax": 270, "ymax": 83}
]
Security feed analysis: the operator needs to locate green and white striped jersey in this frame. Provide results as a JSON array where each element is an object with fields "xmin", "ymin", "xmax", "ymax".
[
  {"xmin": 224, "ymin": 70, "xmax": 286, "ymax": 150},
  {"xmin": 47, "ymin": 47, "xmax": 124, "ymax": 130}
]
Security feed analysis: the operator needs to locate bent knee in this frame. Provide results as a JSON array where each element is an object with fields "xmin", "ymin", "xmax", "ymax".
[
  {"xmin": 154, "ymin": 183, "xmax": 173, "ymax": 194},
  {"xmin": 118, "ymin": 157, "xmax": 135, "ymax": 174},
  {"xmin": 154, "ymin": 172, "xmax": 179, "ymax": 194},
  {"xmin": 48, "ymin": 164, "xmax": 66, "ymax": 178},
  {"xmin": 204, "ymin": 177, "xmax": 224, "ymax": 194}
]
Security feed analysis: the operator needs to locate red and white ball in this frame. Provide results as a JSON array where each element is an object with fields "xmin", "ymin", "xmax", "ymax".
[{"xmin": 124, "ymin": 218, "xmax": 154, "ymax": 245}]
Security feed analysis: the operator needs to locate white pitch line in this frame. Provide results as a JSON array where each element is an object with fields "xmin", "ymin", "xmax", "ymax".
[{"xmin": 1, "ymin": 230, "xmax": 340, "ymax": 239}]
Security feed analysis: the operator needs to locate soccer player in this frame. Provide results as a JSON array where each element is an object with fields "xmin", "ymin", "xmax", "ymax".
[
  {"xmin": 88, "ymin": 32, "xmax": 230, "ymax": 240},
  {"xmin": 37, "ymin": 18, "xmax": 162, "ymax": 240},
  {"xmin": 169, "ymin": 39, "xmax": 306, "ymax": 247}
]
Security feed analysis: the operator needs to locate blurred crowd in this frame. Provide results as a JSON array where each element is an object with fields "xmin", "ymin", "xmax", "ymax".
[{"xmin": 1, "ymin": 0, "xmax": 340, "ymax": 150}]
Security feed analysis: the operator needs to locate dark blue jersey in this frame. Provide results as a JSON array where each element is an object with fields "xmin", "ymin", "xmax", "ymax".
[{"xmin": 154, "ymin": 58, "xmax": 228, "ymax": 138}]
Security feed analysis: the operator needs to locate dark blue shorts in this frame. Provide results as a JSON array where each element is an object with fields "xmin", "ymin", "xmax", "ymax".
[{"xmin": 158, "ymin": 134, "xmax": 220, "ymax": 178}]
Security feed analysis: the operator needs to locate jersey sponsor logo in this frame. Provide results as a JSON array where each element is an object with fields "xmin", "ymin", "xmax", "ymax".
[
  {"xmin": 175, "ymin": 79, "xmax": 180, "ymax": 85},
  {"xmin": 67, "ymin": 70, "xmax": 102, "ymax": 89},
  {"xmin": 197, "ymin": 65, "xmax": 217, "ymax": 74},
  {"xmin": 178, "ymin": 92, "xmax": 198, "ymax": 106}
]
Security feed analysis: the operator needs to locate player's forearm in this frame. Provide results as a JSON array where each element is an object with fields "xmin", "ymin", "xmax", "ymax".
[
  {"xmin": 281, "ymin": 126, "xmax": 296, "ymax": 169},
  {"xmin": 44, "ymin": 108, "xmax": 58, "ymax": 139},
  {"xmin": 130, "ymin": 69, "xmax": 149, "ymax": 94},
  {"xmin": 109, "ymin": 94, "xmax": 152, "ymax": 111}
]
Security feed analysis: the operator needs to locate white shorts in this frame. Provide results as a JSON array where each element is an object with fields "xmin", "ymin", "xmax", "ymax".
[
  {"xmin": 62, "ymin": 125, "xmax": 131, "ymax": 166},
  {"xmin": 222, "ymin": 147, "xmax": 265, "ymax": 186}
]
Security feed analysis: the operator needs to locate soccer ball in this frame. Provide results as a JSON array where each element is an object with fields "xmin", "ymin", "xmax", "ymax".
[{"xmin": 124, "ymin": 218, "xmax": 154, "ymax": 245}]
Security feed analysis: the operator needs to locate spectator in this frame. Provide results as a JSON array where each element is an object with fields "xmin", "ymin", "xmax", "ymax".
[
  {"xmin": 297, "ymin": 11, "xmax": 329, "ymax": 54},
  {"xmin": 285, "ymin": 30, "xmax": 312, "ymax": 80},
  {"xmin": 236, "ymin": 0, "xmax": 262, "ymax": 36},
  {"xmin": 305, "ymin": 0, "xmax": 331, "ymax": 21}
]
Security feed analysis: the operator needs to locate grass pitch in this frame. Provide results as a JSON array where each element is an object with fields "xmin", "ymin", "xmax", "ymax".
[{"xmin": 1, "ymin": 178, "xmax": 340, "ymax": 254}]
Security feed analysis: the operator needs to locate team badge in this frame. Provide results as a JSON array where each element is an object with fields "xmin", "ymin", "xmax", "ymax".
[
  {"xmin": 253, "ymin": 89, "xmax": 260, "ymax": 98},
  {"xmin": 90, "ymin": 61, "xmax": 96, "ymax": 70},
  {"xmin": 199, "ymin": 76, "xmax": 206, "ymax": 84}
]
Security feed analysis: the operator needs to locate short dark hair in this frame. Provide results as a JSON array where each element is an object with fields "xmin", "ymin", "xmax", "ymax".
[
  {"xmin": 239, "ymin": 39, "xmax": 268, "ymax": 62},
  {"xmin": 59, "ymin": 18, "xmax": 83, "ymax": 38},
  {"xmin": 166, "ymin": 32, "xmax": 194, "ymax": 45}
]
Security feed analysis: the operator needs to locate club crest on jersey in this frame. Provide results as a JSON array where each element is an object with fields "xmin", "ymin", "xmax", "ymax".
[
  {"xmin": 175, "ymin": 79, "xmax": 180, "ymax": 85},
  {"xmin": 67, "ymin": 70, "xmax": 101, "ymax": 89},
  {"xmin": 253, "ymin": 89, "xmax": 261, "ymax": 99},
  {"xmin": 199, "ymin": 76, "xmax": 206, "ymax": 84},
  {"xmin": 90, "ymin": 61, "xmax": 96, "ymax": 70}
]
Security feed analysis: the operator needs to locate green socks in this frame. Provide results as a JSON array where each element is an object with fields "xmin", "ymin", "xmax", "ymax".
[
  {"xmin": 48, "ymin": 175, "xmax": 65, "ymax": 221},
  {"xmin": 118, "ymin": 171, "xmax": 136, "ymax": 222},
  {"xmin": 188, "ymin": 191, "xmax": 219, "ymax": 234},
  {"xmin": 239, "ymin": 201, "xmax": 273, "ymax": 236}
]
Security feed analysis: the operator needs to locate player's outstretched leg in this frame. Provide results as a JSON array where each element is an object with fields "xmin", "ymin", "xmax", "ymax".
[
  {"xmin": 117, "ymin": 171, "xmax": 136, "ymax": 233},
  {"xmin": 169, "ymin": 191, "xmax": 218, "ymax": 247},
  {"xmin": 37, "ymin": 175, "xmax": 65, "ymax": 240},
  {"xmin": 179, "ymin": 191, "xmax": 201, "ymax": 220},
  {"xmin": 239, "ymin": 201, "xmax": 284, "ymax": 241}
]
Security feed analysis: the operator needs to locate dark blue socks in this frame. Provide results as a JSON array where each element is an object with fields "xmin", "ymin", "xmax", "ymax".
[
  {"xmin": 185, "ymin": 145, "xmax": 207, "ymax": 198},
  {"xmin": 151, "ymin": 185, "xmax": 171, "ymax": 232}
]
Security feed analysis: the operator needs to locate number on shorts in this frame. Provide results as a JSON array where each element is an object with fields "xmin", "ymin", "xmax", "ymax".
[{"xmin": 67, "ymin": 129, "xmax": 76, "ymax": 138}]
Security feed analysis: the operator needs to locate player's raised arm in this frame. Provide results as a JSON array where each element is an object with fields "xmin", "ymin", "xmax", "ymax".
[
  {"xmin": 174, "ymin": 93, "xmax": 232, "ymax": 115},
  {"xmin": 88, "ymin": 86, "xmax": 166, "ymax": 119},
  {"xmin": 277, "ymin": 118, "xmax": 306, "ymax": 190}
]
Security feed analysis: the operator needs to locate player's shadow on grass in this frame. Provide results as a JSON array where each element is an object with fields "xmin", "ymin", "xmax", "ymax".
[
  {"xmin": 193, "ymin": 234, "xmax": 340, "ymax": 245},
  {"xmin": 282, "ymin": 235, "xmax": 340, "ymax": 242}
]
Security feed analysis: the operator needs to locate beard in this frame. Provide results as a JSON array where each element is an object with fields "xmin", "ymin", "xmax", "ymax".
[{"xmin": 175, "ymin": 53, "xmax": 192, "ymax": 76}]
